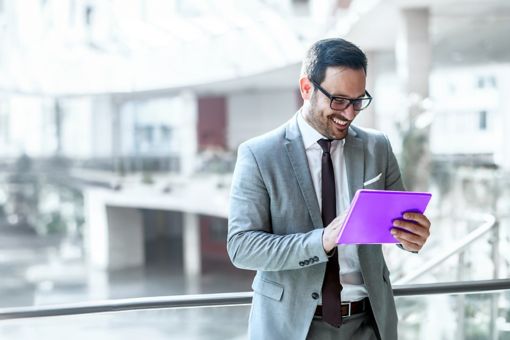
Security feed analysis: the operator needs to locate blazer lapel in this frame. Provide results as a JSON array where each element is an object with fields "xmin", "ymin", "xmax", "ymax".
[
  {"xmin": 344, "ymin": 127, "xmax": 365, "ymax": 200},
  {"xmin": 284, "ymin": 115, "xmax": 323, "ymax": 228}
]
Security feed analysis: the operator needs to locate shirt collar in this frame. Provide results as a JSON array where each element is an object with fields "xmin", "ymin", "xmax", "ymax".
[{"xmin": 297, "ymin": 110, "xmax": 345, "ymax": 150}]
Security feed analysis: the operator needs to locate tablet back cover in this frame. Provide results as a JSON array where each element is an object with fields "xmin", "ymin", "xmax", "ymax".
[{"xmin": 336, "ymin": 189, "xmax": 432, "ymax": 244}]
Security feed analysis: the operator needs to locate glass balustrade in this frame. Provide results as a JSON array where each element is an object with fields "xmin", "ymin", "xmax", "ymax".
[
  {"xmin": 1, "ymin": 288, "xmax": 509, "ymax": 340},
  {"xmin": 396, "ymin": 291, "xmax": 510, "ymax": 340}
]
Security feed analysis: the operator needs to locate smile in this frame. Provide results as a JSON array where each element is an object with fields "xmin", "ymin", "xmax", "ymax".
[{"xmin": 331, "ymin": 116, "xmax": 349, "ymax": 127}]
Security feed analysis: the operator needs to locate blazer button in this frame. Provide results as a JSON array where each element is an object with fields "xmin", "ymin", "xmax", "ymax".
[{"xmin": 311, "ymin": 292, "xmax": 319, "ymax": 300}]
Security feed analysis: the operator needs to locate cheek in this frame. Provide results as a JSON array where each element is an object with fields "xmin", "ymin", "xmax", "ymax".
[{"xmin": 310, "ymin": 95, "xmax": 329, "ymax": 116}]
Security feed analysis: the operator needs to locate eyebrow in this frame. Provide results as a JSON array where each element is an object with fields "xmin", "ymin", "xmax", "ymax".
[
  {"xmin": 312, "ymin": 80, "xmax": 367, "ymax": 99},
  {"xmin": 331, "ymin": 92, "xmax": 367, "ymax": 99}
]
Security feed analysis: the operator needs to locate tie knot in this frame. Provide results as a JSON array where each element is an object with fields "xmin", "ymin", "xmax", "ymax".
[{"xmin": 317, "ymin": 139, "xmax": 333, "ymax": 153}]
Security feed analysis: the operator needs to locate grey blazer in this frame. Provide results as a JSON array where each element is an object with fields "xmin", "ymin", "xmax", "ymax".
[{"xmin": 227, "ymin": 113, "xmax": 405, "ymax": 340}]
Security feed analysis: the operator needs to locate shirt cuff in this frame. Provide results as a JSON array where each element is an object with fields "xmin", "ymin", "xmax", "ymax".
[{"xmin": 326, "ymin": 247, "xmax": 337, "ymax": 257}]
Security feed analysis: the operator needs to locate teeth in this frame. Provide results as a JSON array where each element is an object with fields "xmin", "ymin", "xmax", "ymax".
[{"xmin": 332, "ymin": 117, "xmax": 347, "ymax": 125}]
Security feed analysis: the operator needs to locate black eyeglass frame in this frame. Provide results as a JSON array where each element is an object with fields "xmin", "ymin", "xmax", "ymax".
[{"xmin": 310, "ymin": 79, "xmax": 373, "ymax": 112}]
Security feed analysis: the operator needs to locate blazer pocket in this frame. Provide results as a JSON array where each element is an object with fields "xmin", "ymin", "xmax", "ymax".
[
  {"xmin": 252, "ymin": 276, "xmax": 284, "ymax": 301},
  {"xmin": 363, "ymin": 173, "xmax": 382, "ymax": 187}
]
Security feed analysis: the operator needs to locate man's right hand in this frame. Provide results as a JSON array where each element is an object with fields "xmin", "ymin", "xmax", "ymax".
[{"xmin": 322, "ymin": 211, "xmax": 348, "ymax": 253}]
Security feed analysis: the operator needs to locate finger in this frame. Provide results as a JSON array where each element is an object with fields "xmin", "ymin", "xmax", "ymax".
[
  {"xmin": 393, "ymin": 220, "xmax": 430, "ymax": 239},
  {"xmin": 403, "ymin": 212, "xmax": 431, "ymax": 229},
  {"xmin": 398, "ymin": 239, "xmax": 422, "ymax": 252},
  {"xmin": 391, "ymin": 227, "xmax": 425, "ymax": 245}
]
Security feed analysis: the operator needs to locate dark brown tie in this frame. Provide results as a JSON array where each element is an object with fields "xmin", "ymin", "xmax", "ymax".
[{"xmin": 317, "ymin": 139, "xmax": 342, "ymax": 328}]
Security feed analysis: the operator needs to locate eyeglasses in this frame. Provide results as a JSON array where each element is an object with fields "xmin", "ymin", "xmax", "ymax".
[{"xmin": 310, "ymin": 80, "xmax": 372, "ymax": 112}]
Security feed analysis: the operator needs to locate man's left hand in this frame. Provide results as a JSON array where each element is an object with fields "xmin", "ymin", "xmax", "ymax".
[{"xmin": 391, "ymin": 213, "xmax": 431, "ymax": 252}]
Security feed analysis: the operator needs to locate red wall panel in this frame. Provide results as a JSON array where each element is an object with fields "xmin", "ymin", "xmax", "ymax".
[{"xmin": 197, "ymin": 96, "xmax": 227, "ymax": 150}]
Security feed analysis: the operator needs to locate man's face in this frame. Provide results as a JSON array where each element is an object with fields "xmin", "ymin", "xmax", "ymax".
[{"xmin": 302, "ymin": 66, "xmax": 367, "ymax": 140}]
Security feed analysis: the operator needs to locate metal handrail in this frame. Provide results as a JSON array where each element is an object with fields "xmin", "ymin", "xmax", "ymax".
[
  {"xmin": 393, "ymin": 278, "xmax": 510, "ymax": 296},
  {"xmin": 0, "ymin": 278, "xmax": 509, "ymax": 320}
]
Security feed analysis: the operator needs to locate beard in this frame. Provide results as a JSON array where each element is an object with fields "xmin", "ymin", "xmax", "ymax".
[{"xmin": 304, "ymin": 94, "xmax": 351, "ymax": 140}]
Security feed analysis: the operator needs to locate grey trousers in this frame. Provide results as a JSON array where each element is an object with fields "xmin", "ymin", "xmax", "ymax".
[{"xmin": 306, "ymin": 312, "xmax": 380, "ymax": 340}]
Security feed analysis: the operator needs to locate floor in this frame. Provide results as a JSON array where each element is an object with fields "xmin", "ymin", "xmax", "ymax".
[{"xmin": 0, "ymin": 223, "xmax": 254, "ymax": 339}]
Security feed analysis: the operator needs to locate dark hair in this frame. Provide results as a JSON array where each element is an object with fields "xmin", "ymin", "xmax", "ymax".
[{"xmin": 301, "ymin": 38, "xmax": 367, "ymax": 84}]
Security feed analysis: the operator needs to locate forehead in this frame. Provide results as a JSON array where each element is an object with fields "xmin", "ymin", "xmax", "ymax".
[
  {"xmin": 322, "ymin": 66, "xmax": 366, "ymax": 96},
  {"xmin": 323, "ymin": 66, "xmax": 366, "ymax": 82}
]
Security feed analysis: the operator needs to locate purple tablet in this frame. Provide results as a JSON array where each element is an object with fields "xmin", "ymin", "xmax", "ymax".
[{"xmin": 336, "ymin": 189, "xmax": 432, "ymax": 244}]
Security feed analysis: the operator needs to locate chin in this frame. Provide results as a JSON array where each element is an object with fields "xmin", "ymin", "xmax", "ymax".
[{"xmin": 329, "ymin": 129, "xmax": 348, "ymax": 140}]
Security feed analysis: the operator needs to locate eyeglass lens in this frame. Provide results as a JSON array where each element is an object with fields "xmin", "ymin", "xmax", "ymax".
[{"xmin": 330, "ymin": 97, "xmax": 370, "ymax": 111}]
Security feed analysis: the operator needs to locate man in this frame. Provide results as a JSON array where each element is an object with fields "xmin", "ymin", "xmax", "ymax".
[{"xmin": 227, "ymin": 38, "xmax": 431, "ymax": 340}]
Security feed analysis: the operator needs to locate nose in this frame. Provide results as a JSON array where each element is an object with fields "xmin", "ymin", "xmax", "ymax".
[{"xmin": 342, "ymin": 104, "xmax": 356, "ymax": 121}]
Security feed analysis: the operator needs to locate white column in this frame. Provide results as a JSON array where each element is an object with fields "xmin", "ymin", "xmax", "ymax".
[
  {"xmin": 356, "ymin": 51, "xmax": 378, "ymax": 129},
  {"xmin": 179, "ymin": 91, "xmax": 198, "ymax": 176},
  {"xmin": 111, "ymin": 97, "xmax": 123, "ymax": 174},
  {"xmin": 106, "ymin": 206, "xmax": 144, "ymax": 269},
  {"xmin": 183, "ymin": 212, "xmax": 201, "ymax": 292},
  {"xmin": 84, "ymin": 189, "xmax": 145, "ymax": 270},
  {"xmin": 395, "ymin": 7, "xmax": 431, "ymax": 191},
  {"xmin": 396, "ymin": 7, "xmax": 431, "ymax": 99},
  {"xmin": 84, "ymin": 190, "xmax": 110, "ymax": 269}
]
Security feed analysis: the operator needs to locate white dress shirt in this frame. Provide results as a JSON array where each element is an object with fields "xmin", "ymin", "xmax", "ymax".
[{"xmin": 297, "ymin": 111, "xmax": 368, "ymax": 302}]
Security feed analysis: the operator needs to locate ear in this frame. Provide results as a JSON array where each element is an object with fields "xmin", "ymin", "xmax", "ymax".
[{"xmin": 299, "ymin": 76, "xmax": 314, "ymax": 101}]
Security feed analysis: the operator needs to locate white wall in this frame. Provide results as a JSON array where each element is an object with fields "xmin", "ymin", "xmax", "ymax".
[
  {"xmin": 429, "ymin": 65, "xmax": 506, "ymax": 159},
  {"xmin": 227, "ymin": 89, "xmax": 299, "ymax": 150},
  {"xmin": 373, "ymin": 61, "xmax": 510, "ymax": 167},
  {"xmin": 2, "ymin": 95, "xmax": 53, "ymax": 157},
  {"xmin": 61, "ymin": 98, "xmax": 93, "ymax": 158},
  {"xmin": 90, "ymin": 96, "xmax": 114, "ymax": 158},
  {"xmin": 120, "ymin": 93, "xmax": 195, "ymax": 157}
]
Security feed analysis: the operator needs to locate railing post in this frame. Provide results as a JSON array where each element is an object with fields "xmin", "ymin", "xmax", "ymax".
[
  {"xmin": 456, "ymin": 251, "xmax": 465, "ymax": 340},
  {"xmin": 183, "ymin": 212, "xmax": 201, "ymax": 293},
  {"xmin": 490, "ymin": 221, "xmax": 500, "ymax": 340}
]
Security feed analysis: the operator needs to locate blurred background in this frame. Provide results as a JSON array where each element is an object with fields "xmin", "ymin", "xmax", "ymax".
[{"xmin": 0, "ymin": 0, "xmax": 509, "ymax": 339}]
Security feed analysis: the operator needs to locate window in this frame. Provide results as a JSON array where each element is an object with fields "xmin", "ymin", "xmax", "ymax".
[
  {"xmin": 479, "ymin": 110, "xmax": 487, "ymax": 130},
  {"xmin": 85, "ymin": 5, "xmax": 93, "ymax": 26},
  {"xmin": 477, "ymin": 77, "xmax": 485, "ymax": 89}
]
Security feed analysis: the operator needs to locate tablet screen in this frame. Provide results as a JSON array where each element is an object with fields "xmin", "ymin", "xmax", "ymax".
[{"xmin": 336, "ymin": 189, "xmax": 432, "ymax": 244}]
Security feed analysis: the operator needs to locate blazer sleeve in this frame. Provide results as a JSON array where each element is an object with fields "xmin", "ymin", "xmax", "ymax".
[{"xmin": 227, "ymin": 143, "xmax": 328, "ymax": 272}]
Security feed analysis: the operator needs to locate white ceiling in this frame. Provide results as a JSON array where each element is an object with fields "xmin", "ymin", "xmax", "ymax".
[
  {"xmin": 1, "ymin": 0, "xmax": 509, "ymax": 96},
  {"xmin": 346, "ymin": 0, "xmax": 510, "ymax": 66}
]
